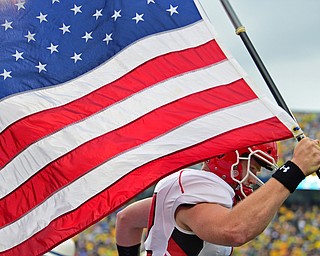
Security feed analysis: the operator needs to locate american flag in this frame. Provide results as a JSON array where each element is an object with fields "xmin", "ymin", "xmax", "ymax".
[{"xmin": 0, "ymin": 0, "xmax": 297, "ymax": 255}]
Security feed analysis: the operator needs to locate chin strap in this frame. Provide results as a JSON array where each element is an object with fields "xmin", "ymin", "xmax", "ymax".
[{"xmin": 233, "ymin": 185, "xmax": 253, "ymax": 204}]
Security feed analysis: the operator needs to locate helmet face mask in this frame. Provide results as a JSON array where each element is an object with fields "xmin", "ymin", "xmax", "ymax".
[
  {"xmin": 232, "ymin": 147, "xmax": 278, "ymax": 199},
  {"xmin": 205, "ymin": 142, "xmax": 278, "ymax": 200}
]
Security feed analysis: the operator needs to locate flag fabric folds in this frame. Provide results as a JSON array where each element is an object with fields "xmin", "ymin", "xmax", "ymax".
[{"xmin": 0, "ymin": 0, "xmax": 297, "ymax": 255}]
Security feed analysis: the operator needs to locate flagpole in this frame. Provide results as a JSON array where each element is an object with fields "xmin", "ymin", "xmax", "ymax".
[
  {"xmin": 219, "ymin": 0, "xmax": 320, "ymax": 178},
  {"xmin": 219, "ymin": 0, "xmax": 294, "ymax": 118}
]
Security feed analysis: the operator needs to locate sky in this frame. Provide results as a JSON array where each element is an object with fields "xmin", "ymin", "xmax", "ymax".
[{"xmin": 198, "ymin": 0, "xmax": 320, "ymax": 113}]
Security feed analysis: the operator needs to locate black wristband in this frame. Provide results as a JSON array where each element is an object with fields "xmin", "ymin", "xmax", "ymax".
[
  {"xmin": 272, "ymin": 161, "xmax": 305, "ymax": 193},
  {"xmin": 117, "ymin": 243, "xmax": 141, "ymax": 256}
]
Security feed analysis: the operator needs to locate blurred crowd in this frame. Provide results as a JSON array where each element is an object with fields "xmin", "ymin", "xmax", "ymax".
[
  {"xmin": 75, "ymin": 214, "xmax": 118, "ymax": 256},
  {"xmin": 73, "ymin": 112, "xmax": 320, "ymax": 256},
  {"xmin": 233, "ymin": 204, "xmax": 320, "ymax": 256}
]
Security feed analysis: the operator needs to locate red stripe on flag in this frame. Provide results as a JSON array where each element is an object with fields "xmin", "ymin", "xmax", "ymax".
[
  {"xmin": 0, "ymin": 117, "xmax": 292, "ymax": 256},
  {"xmin": 0, "ymin": 79, "xmax": 256, "ymax": 226},
  {"xmin": 0, "ymin": 40, "xmax": 226, "ymax": 169}
]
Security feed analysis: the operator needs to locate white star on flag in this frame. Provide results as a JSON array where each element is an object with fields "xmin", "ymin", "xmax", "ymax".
[
  {"xmin": 15, "ymin": 1, "xmax": 26, "ymax": 10},
  {"xmin": 52, "ymin": 0, "xmax": 60, "ymax": 4},
  {"xmin": 36, "ymin": 12, "xmax": 48, "ymax": 23},
  {"xmin": 82, "ymin": 32, "xmax": 93, "ymax": 42},
  {"xmin": 1, "ymin": 20, "xmax": 13, "ymax": 31},
  {"xmin": 147, "ymin": 0, "xmax": 155, "ymax": 4},
  {"xmin": 71, "ymin": 52, "xmax": 82, "ymax": 63},
  {"xmin": 132, "ymin": 13, "xmax": 144, "ymax": 24},
  {"xmin": 24, "ymin": 31, "xmax": 36, "ymax": 42},
  {"xmin": 12, "ymin": 50, "xmax": 24, "ymax": 61},
  {"xmin": 0, "ymin": 69, "xmax": 12, "ymax": 80},
  {"xmin": 111, "ymin": 10, "xmax": 121, "ymax": 21},
  {"xmin": 93, "ymin": 9, "xmax": 103, "ymax": 20},
  {"xmin": 35, "ymin": 62, "xmax": 47, "ymax": 73},
  {"xmin": 71, "ymin": 5, "xmax": 82, "ymax": 15},
  {"xmin": 59, "ymin": 23, "xmax": 71, "ymax": 34},
  {"xmin": 166, "ymin": 5, "xmax": 179, "ymax": 16},
  {"xmin": 47, "ymin": 43, "xmax": 59, "ymax": 54},
  {"xmin": 103, "ymin": 33, "xmax": 113, "ymax": 45}
]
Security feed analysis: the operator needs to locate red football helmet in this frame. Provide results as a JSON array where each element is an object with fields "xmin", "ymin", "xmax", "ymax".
[{"xmin": 205, "ymin": 142, "xmax": 278, "ymax": 199}]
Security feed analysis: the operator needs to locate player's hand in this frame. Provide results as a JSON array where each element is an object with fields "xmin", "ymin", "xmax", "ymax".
[{"xmin": 291, "ymin": 137, "xmax": 320, "ymax": 176}]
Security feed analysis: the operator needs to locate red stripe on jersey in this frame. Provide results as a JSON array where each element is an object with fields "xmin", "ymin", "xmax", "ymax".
[
  {"xmin": 147, "ymin": 193, "xmax": 157, "ymax": 237},
  {"xmin": 178, "ymin": 171, "xmax": 185, "ymax": 193},
  {"xmin": 167, "ymin": 237, "xmax": 187, "ymax": 256}
]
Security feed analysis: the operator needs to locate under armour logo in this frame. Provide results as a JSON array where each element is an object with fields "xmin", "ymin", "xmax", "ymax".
[{"xmin": 280, "ymin": 165, "xmax": 290, "ymax": 173}]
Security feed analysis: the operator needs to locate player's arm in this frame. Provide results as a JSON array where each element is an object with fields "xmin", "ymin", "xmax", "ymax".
[
  {"xmin": 176, "ymin": 178, "xmax": 289, "ymax": 246},
  {"xmin": 116, "ymin": 197, "xmax": 152, "ymax": 256},
  {"xmin": 176, "ymin": 137, "xmax": 320, "ymax": 247}
]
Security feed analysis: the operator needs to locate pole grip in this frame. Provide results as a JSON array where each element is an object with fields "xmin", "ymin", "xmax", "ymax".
[{"xmin": 293, "ymin": 127, "xmax": 320, "ymax": 178}]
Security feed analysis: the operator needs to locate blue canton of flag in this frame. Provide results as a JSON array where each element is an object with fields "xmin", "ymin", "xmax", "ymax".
[{"xmin": 0, "ymin": 0, "xmax": 201, "ymax": 99}]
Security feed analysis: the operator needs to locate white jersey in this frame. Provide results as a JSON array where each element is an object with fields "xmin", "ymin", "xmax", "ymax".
[{"xmin": 144, "ymin": 169, "xmax": 235, "ymax": 256}]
